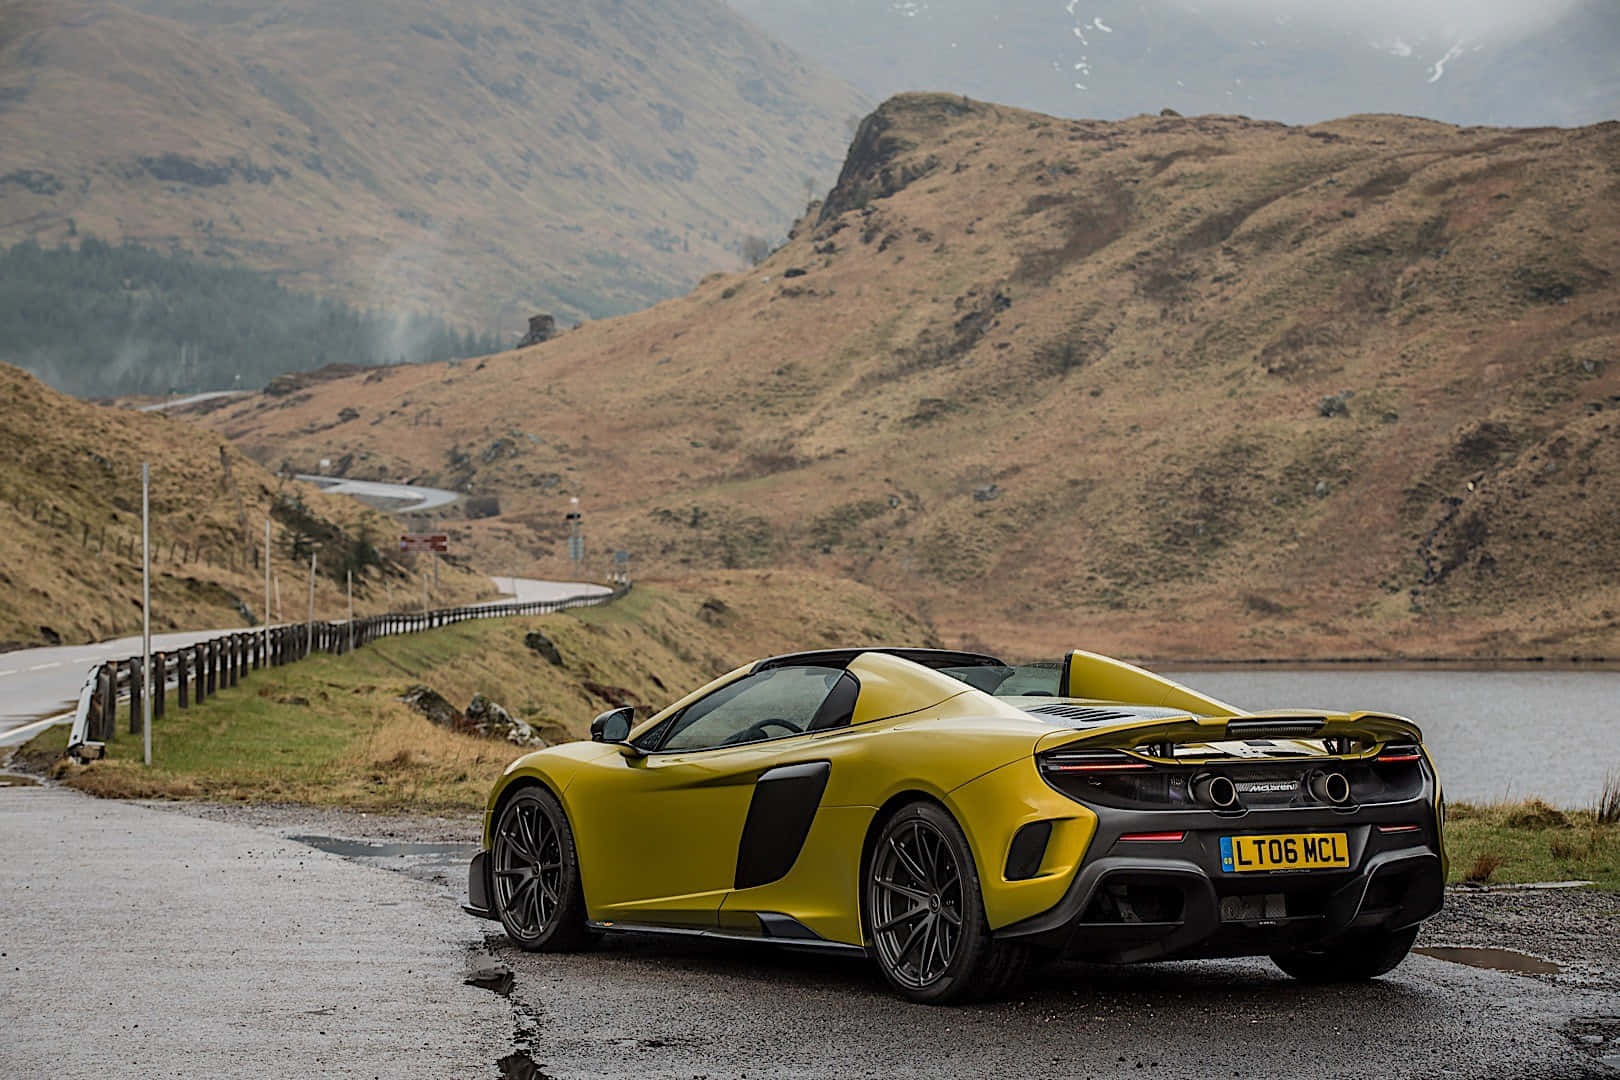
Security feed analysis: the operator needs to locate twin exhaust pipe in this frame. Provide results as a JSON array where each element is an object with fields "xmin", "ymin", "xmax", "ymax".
[{"xmin": 1192, "ymin": 770, "xmax": 1352, "ymax": 809}]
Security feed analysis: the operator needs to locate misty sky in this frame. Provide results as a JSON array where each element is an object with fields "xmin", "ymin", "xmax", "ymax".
[{"xmin": 1174, "ymin": 0, "xmax": 1590, "ymax": 39}]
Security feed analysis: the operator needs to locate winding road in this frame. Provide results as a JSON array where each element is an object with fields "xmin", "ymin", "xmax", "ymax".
[{"xmin": 1, "ymin": 476, "xmax": 605, "ymax": 745}]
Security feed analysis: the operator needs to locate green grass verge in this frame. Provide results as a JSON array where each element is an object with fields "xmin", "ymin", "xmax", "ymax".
[{"xmin": 1445, "ymin": 801, "xmax": 1620, "ymax": 890}]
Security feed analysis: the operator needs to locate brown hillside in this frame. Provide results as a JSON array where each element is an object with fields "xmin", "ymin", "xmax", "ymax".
[
  {"xmin": 0, "ymin": 0, "xmax": 864, "ymax": 326},
  {"xmin": 0, "ymin": 364, "xmax": 491, "ymax": 649},
  {"xmin": 202, "ymin": 95, "xmax": 1620, "ymax": 660}
]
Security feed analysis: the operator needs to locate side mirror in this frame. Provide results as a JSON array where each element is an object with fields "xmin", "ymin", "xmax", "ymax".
[{"xmin": 590, "ymin": 706, "xmax": 635, "ymax": 745}]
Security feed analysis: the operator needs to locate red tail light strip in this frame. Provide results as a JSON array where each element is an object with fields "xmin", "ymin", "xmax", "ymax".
[
  {"xmin": 1047, "ymin": 762, "xmax": 1152, "ymax": 773},
  {"xmin": 1377, "ymin": 824, "xmax": 1421, "ymax": 834},
  {"xmin": 1119, "ymin": 831, "xmax": 1186, "ymax": 843},
  {"xmin": 1376, "ymin": 753, "xmax": 1422, "ymax": 763}
]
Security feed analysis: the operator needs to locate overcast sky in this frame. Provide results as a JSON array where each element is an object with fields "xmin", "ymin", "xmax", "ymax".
[{"xmin": 1172, "ymin": 0, "xmax": 1590, "ymax": 39}]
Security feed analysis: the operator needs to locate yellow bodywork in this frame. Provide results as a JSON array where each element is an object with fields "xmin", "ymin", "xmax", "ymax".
[{"xmin": 482, "ymin": 649, "xmax": 1438, "ymax": 947}]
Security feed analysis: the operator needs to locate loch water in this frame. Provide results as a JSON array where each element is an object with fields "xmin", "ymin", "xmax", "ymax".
[{"xmin": 1162, "ymin": 666, "xmax": 1620, "ymax": 808}]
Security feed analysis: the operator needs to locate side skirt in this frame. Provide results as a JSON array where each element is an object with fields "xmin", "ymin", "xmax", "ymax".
[{"xmin": 585, "ymin": 919, "xmax": 868, "ymax": 957}]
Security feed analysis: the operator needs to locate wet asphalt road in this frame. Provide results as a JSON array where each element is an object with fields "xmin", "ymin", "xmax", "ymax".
[
  {"xmin": 489, "ymin": 930, "xmax": 1618, "ymax": 1079},
  {"xmin": 0, "ymin": 786, "xmax": 509, "ymax": 1078},
  {"xmin": 5, "ymin": 788, "xmax": 1618, "ymax": 1079}
]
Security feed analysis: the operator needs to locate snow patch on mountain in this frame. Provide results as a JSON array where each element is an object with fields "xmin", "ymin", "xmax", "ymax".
[{"xmin": 1427, "ymin": 40, "xmax": 1466, "ymax": 83}]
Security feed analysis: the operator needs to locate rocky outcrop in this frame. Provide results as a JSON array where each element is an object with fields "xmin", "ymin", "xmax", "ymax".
[
  {"xmin": 402, "ymin": 684, "xmax": 545, "ymax": 746},
  {"xmin": 516, "ymin": 314, "xmax": 556, "ymax": 348},
  {"xmin": 466, "ymin": 693, "xmax": 546, "ymax": 747},
  {"xmin": 523, "ymin": 630, "xmax": 564, "ymax": 666}
]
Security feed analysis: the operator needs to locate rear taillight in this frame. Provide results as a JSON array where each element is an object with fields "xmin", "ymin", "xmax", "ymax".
[
  {"xmin": 1377, "ymin": 744, "xmax": 1423, "ymax": 764},
  {"xmin": 1119, "ymin": 831, "xmax": 1186, "ymax": 843},
  {"xmin": 1041, "ymin": 750, "xmax": 1152, "ymax": 773}
]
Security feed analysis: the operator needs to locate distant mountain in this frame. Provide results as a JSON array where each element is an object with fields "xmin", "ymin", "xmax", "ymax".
[
  {"xmin": 203, "ymin": 95, "xmax": 1620, "ymax": 660},
  {"xmin": 0, "ymin": 0, "xmax": 866, "ymax": 330},
  {"xmin": 726, "ymin": 0, "xmax": 1619, "ymax": 127}
]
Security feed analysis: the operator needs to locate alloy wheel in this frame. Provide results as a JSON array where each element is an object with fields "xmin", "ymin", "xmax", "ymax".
[
  {"xmin": 493, "ymin": 795, "xmax": 565, "ymax": 941},
  {"xmin": 870, "ymin": 817, "xmax": 964, "ymax": 989}
]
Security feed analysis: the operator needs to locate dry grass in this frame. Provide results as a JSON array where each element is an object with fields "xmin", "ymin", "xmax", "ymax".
[
  {"xmin": 1597, "ymin": 772, "xmax": 1620, "ymax": 826},
  {"xmin": 1464, "ymin": 853, "xmax": 1503, "ymax": 884},
  {"xmin": 0, "ymin": 365, "xmax": 491, "ymax": 648},
  {"xmin": 201, "ymin": 95, "xmax": 1620, "ymax": 661}
]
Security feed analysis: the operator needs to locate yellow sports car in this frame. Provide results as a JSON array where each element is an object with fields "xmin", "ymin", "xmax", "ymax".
[{"xmin": 464, "ymin": 648, "xmax": 1445, "ymax": 1003}]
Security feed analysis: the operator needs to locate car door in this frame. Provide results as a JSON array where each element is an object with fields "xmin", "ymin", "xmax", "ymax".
[{"xmin": 568, "ymin": 664, "xmax": 847, "ymax": 929}]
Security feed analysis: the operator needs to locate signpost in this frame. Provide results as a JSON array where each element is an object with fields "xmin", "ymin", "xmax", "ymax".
[
  {"xmin": 141, "ymin": 463, "xmax": 152, "ymax": 767},
  {"xmin": 401, "ymin": 535, "xmax": 448, "ymax": 606},
  {"xmin": 566, "ymin": 498, "xmax": 583, "ymax": 565}
]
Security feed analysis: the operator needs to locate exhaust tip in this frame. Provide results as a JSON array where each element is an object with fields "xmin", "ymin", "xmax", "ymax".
[
  {"xmin": 1194, "ymin": 773, "xmax": 1239, "ymax": 810},
  {"xmin": 1309, "ymin": 770, "xmax": 1352, "ymax": 805}
]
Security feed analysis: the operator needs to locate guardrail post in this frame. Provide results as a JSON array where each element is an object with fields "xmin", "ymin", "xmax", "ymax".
[
  {"xmin": 177, "ymin": 649, "xmax": 190, "ymax": 708},
  {"xmin": 205, "ymin": 641, "xmax": 217, "ymax": 697},
  {"xmin": 128, "ymin": 658, "xmax": 143, "ymax": 735},
  {"xmin": 93, "ymin": 663, "xmax": 113, "ymax": 742},
  {"xmin": 153, "ymin": 652, "xmax": 166, "ymax": 719},
  {"xmin": 226, "ymin": 636, "xmax": 238, "ymax": 688}
]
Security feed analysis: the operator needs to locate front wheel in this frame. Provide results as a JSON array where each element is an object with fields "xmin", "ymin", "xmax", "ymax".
[
  {"xmin": 1271, "ymin": 925, "xmax": 1420, "ymax": 982},
  {"xmin": 864, "ymin": 801, "xmax": 1031, "ymax": 1004},
  {"xmin": 491, "ymin": 786, "xmax": 594, "ymax": 951}
]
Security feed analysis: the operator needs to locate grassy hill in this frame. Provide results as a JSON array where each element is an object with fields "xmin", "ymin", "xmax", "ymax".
[
  {"xmin": 0, "ymin": 0, "xmax": 864, "ymax": 328},
  {"xmin": 200, "ymin": 95, "xmax": 1620, "ymax": 660},
  {"xmin": 0, "ymin": 363, "xmax": 492, "ymax": 649}
]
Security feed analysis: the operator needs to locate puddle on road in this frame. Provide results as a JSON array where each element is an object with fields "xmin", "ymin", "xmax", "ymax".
[
  {"xmin": 1416, "ymin": 945, "xmax": 1560, "ymax": 975},
  {"xmin": 290, "ymin": 835, "xmax": 478, "ymax": 883}
]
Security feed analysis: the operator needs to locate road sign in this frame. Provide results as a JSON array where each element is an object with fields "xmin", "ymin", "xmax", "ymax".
[
  {"xmin": 568, "ymin": 535, "xmax": 585, "ymax": 562},
  {"xmin": 400, "ymin": 534, "xmax": 449, "ymax": 553},
  {"xmin": 614, "ymin": 550, "xmax": 630, "ymax": 565}
]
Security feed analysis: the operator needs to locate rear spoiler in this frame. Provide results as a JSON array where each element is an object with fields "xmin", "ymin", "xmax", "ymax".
[{"xmin": 1035, "ymin": 710, "xmax": 1425, "ymax": 756}]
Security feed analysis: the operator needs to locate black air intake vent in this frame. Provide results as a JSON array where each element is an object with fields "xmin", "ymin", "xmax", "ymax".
[{"xmin": 1026, "ymin": 704, "xmax": 1137, "ymax": 723}]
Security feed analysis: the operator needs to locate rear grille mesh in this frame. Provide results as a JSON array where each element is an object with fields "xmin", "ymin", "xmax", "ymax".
[{"xmin": 1026, "ymin": 704, "xmax": 1137, "ymax": 723}]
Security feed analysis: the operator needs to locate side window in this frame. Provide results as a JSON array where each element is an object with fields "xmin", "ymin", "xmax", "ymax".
[{"xmin": 657, "ymin": 666, "xmax": 843, "ymax": 752}]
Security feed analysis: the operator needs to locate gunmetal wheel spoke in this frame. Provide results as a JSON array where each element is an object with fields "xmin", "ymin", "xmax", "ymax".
[
  {"xmin": 875, "ymin": 877, "xmax": 931, "ymax": 904},
  {"xmin": 938, "ymin": 904, "xmax": 962, "ymax": 927},
  {"xmin": 494, "ymin": 866, "xmax": 531, "ymax": 880},
  {"xmin": 889, "ymin": 835, "xmax": 931, "ymax": 884},
  {"xmin": 510, "ymin": 876, "xmax": 538, "ymax": 929},
  {"xmin": 875, "ymin": 904, "xmax": 929, "ymax": 933}
]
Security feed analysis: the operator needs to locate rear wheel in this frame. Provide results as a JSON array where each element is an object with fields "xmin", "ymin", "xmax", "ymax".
[
  {"xmin": 864, "ymin": 801, "xmax": 1031, "ymax": 1004},
  {"xmin": 491, "ymin": 786, "xmax": 594, "ymax": 951},
  {"xmin": 1271, "ymin": 925, "xmax": 1419, "ymax": 982}
]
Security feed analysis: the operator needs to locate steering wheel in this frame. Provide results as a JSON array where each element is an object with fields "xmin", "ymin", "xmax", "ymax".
[{"xmin": 725, "ymin": 718, "xmax": 800, "ymax": 745}]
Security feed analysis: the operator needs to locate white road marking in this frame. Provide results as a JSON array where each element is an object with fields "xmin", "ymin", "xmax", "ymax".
[{"xmin": 27, "ymin": 662, "xmax": 60, "ymax": 672}]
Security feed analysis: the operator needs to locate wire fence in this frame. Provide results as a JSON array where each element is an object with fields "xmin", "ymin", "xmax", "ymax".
[{"xmin": 65, "ymin": 584, "xmax": 628, "ymax": 761}]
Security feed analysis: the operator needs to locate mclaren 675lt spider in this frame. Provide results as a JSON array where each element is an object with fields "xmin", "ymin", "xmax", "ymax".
[{"xmin": 465, "ymin": 648, "xmax": 1445, "ymax": 1003}]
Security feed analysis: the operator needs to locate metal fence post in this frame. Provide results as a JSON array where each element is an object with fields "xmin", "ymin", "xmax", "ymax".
[{"xmin": 177, "ymin": 648, "xmax": 190, "ymax": 708}]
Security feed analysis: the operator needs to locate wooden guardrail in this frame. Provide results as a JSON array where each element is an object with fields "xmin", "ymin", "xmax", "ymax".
[{"xmin": 65, "ymin": 584, "xmax": 628, "ymax": 761}]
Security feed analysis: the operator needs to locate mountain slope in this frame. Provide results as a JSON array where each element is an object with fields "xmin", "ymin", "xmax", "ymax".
[
  {"xmin": 726, "ymin": 0, "xmax": 1620, "ymax": 128},
  {"xmin": 202, "ymin": 95, "xmax": 1620, "ymax": 659},
  {"xmin": 0, "ymin": 0, "xmax": 865, "ymax": 328},
  {"xmin": 0, "ymin": 364, "xmax": 490, "ymax": 649}
]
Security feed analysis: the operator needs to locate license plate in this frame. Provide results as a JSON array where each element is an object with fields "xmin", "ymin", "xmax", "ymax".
[{"xmin": 1220, "ymin": 833, "xmax": 1349, "ymax": 873}]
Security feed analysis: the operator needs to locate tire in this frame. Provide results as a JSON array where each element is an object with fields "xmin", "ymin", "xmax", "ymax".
[
  {"xmin": 490, "ymin": 785, "xmax": 594, "ymax": 952},
  {"xmin": 1271, "ymin": 925, "xmax": 1420, "ymax": 983},
  {"xmin": 864, "ymin": 801, "xmax": 1032, "ymax": 1004}
]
